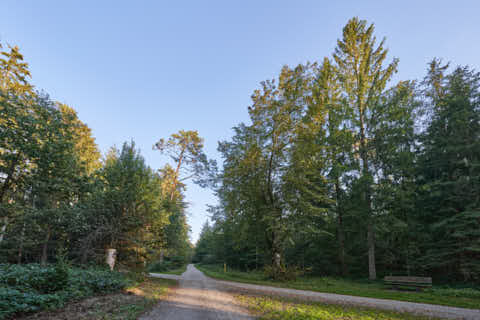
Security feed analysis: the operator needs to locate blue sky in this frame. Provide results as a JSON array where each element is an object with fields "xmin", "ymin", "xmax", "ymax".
[{"xmin": 1, "ymin": 1, "xmax": 478, "ymax": 243}]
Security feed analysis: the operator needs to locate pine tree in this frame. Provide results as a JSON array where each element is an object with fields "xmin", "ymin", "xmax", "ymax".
[
  {"xmin": 333, "ymin": 17, "xmax": 398, "ymax": 279},
  {"xmin": 418, "ymin": 61, "xmax": 480, "ymax": 281}
]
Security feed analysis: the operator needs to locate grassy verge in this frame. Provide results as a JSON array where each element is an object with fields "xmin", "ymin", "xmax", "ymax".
[
  {"xmin": 18, "ymin": 277, "xmax": 176, "ymax": 320},
  {"xmin": 238, "ymin": 294, "xmax": 440, "ymax": 320},
  {"xmin": 196, "ymin": 264, "xmax": 480, "ymax": 309}
]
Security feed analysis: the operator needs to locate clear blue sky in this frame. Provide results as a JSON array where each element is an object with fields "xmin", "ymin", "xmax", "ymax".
[{"xmin": 1, "ymin": 1, "xmax": 478, "ymax": 243}]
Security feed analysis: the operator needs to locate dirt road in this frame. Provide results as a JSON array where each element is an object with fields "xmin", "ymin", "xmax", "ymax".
[
  {"xmin": 147, "ymin": 264, "xmax": 480, "ymax": 320},
  {"xmin": 140, "ymin": 264, "xmax": 254, "ymax": 320}
]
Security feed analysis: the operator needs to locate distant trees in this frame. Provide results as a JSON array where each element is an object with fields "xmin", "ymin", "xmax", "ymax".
[{"xmin": 194, "ymin": 17, "xmax": 480, "ymax": 283}]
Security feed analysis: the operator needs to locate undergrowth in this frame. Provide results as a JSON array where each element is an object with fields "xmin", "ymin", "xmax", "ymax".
[{"xmin": 0, "ymin": 263, "xmax": 131, "ymax": 319}]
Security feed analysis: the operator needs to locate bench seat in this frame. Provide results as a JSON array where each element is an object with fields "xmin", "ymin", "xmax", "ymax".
[{"xmin": 384, "ymin": 276, "xmax": 432, "ymax": 290}]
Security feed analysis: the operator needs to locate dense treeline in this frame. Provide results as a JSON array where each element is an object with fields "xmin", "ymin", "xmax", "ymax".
[
  {"xmin": 194, "ymin": 18, "xmax": 480, "ymax": 283},
  {"xmin": 0, "ymin": 41, "xmax": 197, "ymax": 268}
]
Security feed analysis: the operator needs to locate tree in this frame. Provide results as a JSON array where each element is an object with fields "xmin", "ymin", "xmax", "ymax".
[
  {"xmin": 0, "ymin": 43, "xmax": 32, "ymax": 95},
  {"xmin": 299, "ymin": 58, "xmax": 355, "ymax": 276},
  {"xmin": 154, "ymin": 130, "xmax": 215, "ymax": 201},
  {"xmin": 417, "ymin": 61, "xmax": 480, "ymax": 281},
  {"xmin": 333, "ymin": 17, "xmax": 398, "ymax": 279},
  {"xmin": 58, "ymin": 104, "xmax": 101, "ymax": 176}
]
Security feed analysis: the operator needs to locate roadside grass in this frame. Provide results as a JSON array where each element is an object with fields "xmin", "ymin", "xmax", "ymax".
[
  {"xmin": 196, "ymin": 264, "xmax": 480, "ymax": 310},
  {"xmin": 238, "ymin": 294, "xmax": 440, "ymax": 320},
  {"xmin": 17, "ymin": 277, "xmax": 176, "ymax": 320}
]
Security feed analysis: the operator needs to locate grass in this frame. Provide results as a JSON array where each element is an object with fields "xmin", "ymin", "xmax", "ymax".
[
  {"xmin": 17, "ymin": 277, "xmax": 177, "ymax": 320},
  {"xmin": 238, "ymin": 294, "xmax": 441, "ymax": 320},
  {"xmin": 196, "ymin": 264, "xmax": 480, "ymax": 310}
]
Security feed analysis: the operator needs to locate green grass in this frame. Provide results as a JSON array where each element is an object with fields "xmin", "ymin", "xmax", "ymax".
[
  {"xmin": 238, "ymin": 294, "xmax": 440, "ymax": 320},
  {"xmin": 196, "ymin": 264, "xmax": 480, "ymax": 310}
]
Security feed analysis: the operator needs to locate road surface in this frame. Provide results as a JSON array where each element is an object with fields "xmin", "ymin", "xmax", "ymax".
[{"xmin": 140, "ymin": 264, "xmax": 254, "ymax": 320}]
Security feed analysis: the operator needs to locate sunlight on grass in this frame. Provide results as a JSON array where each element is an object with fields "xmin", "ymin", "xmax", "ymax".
[{"xmin": 239, "ymin": 295, "xmax": 439, "ymax": 320}]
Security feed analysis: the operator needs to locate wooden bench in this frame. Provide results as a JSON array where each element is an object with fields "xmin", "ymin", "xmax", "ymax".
[{"xmin": 384, "ymin": 276, "xmax": 432, "ymax": 291}]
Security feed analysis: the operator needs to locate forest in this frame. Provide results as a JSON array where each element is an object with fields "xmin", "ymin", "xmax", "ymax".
[
  {"xmin": 0, "ymin": 41, "xmax": 207, "ymax": 270},
  {"xmin": 0, "ymin": 15, "xmax": 479, "ymax": 320},
  {"xmin": 193, "ymin": 17, "xmax": 480, "ymax": 283}
]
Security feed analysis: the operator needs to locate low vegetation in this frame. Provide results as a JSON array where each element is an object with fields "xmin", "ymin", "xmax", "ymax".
[
  {"xmin": 0, "ymin": 263, "xmax": 132, "ymax": 319},
  {"xmin": 197, "ymin": 264, "xmax": 480, "ymax": 309},
  {"xmin": 148, "ymin": 259, "xmax": 188, "ymax": 275},
  {"xmin": 17, "ymin": 277, "xmax": 176, "ymax": 320},
  {"xmin": 238, "ymin": 294, "xmax": 439, "ymax": 320}
]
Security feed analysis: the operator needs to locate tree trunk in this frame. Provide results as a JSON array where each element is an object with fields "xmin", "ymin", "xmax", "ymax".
[
  {"xmin": 40, "ymin": 229, "xmax": 51, "ymax": 266},
  {"xmin": 368, "ymin": 223, "xmax": 376, "ymax": 280},
  {"xmin": 170, "ymin": 149, "xmax": 185, "ymax": 201},
  {"xmin": 0, "ymin": 217, "xmax": 7, "ymax": 243},
  {"xmin": 159, "ymin": 249, "xmax": 164, "ymax": 264},
  {"xmin": 335, "ymin": 180, "xmax": 347, "ymax": 276},
  {"xmin": 359, "ymin": 110, "xmax": 376, "ymax": 280},
  {"xmin": 17, "ymin": 222, "xmax": 25, "ymax": 264},
  {"xmin": 270, "ymin": 228, "xmax": 282, "ymax": 279}
]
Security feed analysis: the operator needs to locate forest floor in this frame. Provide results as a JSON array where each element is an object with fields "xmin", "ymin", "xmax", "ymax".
[
  {"xmin": 196, "ymin": 264, "xmax": 480, "ymax": 309},
  {"xmin": 16, "ymin": 277, "xmax": 176, "ymax": 320},
  {"xmin": 146, "ymin": 264, "xmax": 480, "ymax": 320}
]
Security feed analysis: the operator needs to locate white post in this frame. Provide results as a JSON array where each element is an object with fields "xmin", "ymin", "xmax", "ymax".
[{"xmin": 106, "ymin": 248, "xmax": 117, "ymax": 271}]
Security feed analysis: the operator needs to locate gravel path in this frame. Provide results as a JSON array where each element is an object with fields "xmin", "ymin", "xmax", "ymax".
[
  {"xmin": 149, "ymin": 265, "xmax": 480, "ymax": 320},
  {"xmin": 140, "ymin": 264, "xmax": 254, "ymax": 320}
]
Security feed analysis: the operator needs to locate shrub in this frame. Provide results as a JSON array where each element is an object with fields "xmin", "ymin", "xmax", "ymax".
[
  {"xmin": 148, "ymin": 259, "xmax": 183, "ymax": 273},
  {"xmin": 264, "ymin": 264, "xmax": 303, "ymax": 281},
  {"xmin": 0, "ymin": 263, "xmax": 131, "ymax": 319}
]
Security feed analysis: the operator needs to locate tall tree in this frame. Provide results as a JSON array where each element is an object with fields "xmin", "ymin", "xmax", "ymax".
[
  {"xmin": 333, "ymin": 17, "xmax": 398, "ymax": 279},
  {"xmin": 417, "ymin": 61, "xmax": 480, "ymax": 281}
]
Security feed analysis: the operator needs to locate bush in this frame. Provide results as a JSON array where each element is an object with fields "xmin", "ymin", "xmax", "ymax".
[
  {"xmin": 148, "ymin": 259, "xmax": 184, "ymax": 273},
  {"xmin": 429, "ymin": 287, "xmax": 480, "ymax": 299},
  {"xmin": 0, "ymin": 263, "xmax": 131, "ymax": 319},
  {"xmin": 264, "ymin": 264, "xmax": 303, "ymax": 281}
]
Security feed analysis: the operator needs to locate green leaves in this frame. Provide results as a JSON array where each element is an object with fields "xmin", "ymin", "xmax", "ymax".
[{"xmin": 0, "ymin": 263, "xmax": 130, "ymax": 319}]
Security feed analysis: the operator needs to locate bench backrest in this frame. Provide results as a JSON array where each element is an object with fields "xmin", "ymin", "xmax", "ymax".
[{"xmin": 384, "ymin": 276, "xmax": 432, "ymax": 284}]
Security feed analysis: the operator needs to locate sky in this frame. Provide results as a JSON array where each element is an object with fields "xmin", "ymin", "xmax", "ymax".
[{"xmin": 1, "ymin": 0, "xmax": 478, "ymax": 243}]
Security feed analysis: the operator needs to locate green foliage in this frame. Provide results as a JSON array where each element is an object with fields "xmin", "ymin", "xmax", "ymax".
[
  {"xmin": 263, "ymin": 264, "xmax": 302, "ymax": 281},
  {"xmin": 0, "ymin": 40, "xmax": 189, "ymax": 271},
  {"xmin": 195, "ymin": 16, "xmax": 480, "ymax": 287},
  {"xmin": 148, "ymin": 258, "xmax": 186, "ymax": 274},
  {"xmin": 0, "ymin": 263, "xmax": 130, "ymax": 319}
]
